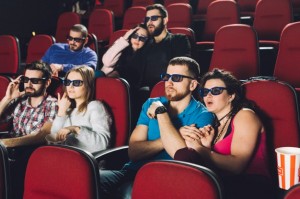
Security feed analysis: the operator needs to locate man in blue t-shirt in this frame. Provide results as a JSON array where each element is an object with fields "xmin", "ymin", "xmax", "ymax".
[
  {"xmin": 100, "ymin": 57, "xmax": 214, "ymax": 199},
  {"xmin": 42, "ymin": 24, "xmax": 97, "ymax": 76}
]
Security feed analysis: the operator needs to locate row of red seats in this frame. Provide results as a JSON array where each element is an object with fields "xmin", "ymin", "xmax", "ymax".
[{"xmin": 1, "ymin": 76, "xmax": 298, "ymax": 198}]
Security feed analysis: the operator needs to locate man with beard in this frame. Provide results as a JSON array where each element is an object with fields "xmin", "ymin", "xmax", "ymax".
[
  {"xmin": 0, "ymin": 61, "xmax": 57, "ymax": 147},
  {"xmin": 42, "ymin": 24, "xmax": 97, "ymax": 77},
  {"xmin": 140, "ymin": 4, "xmax": 191, "ymax": 90},
  {"xmin": 0, "ymin": 61, "xmax": 57, "ymax": 198},
  {"xmin": 99, "ymin": 57, "xmax": 214, "ymax": 199}
]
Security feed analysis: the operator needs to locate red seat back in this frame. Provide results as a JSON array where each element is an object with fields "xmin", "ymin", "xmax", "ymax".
[
  {"xmin": 46, "ymin": 76, "xmax": 64, "ymax": 98},
  {"xmin": 164, "ymin": 0, "xmax": 190, "ymax": 7},
  {"xmin": 150, "ymin": 81, "xmax": 165, "ymax": 98},
  {"xmin": 0, "ymin": 142, "xmax": 11, "ymax": 199},
  {"xmin": 26, "ymin": 34, "xmax": 55, "ymax": 64},
  {"xmin": 88, "ymin": 9, "xmax": 114, "ymax": 44},
  {"xmin": 243, "ymin": 78, "xmax": 300, "ymax": 183},
  {"xmin": 0, "ymin": 75, "xmax": 12, "ymax": 132},
  {"xmin": 94, "ymin": 78, "xmax": 131, "ymax": 147},
  {"xmin": 101, "ymin": 0, "xmax": 125, "ymax": 18},
  {"xmin": 167, "ymin": 3, "xmax": 192, "ymax": 28},
  {"xmin": 131, "ymin": 0, "xmax": 155, "ymax": 7},
  {"xmin": 274, "ymin": 22, "xmax": 300, "ymax": 89},
  {"xmin": 55, "ymin": 12, "xmax": 81, "ymax": 43},
  {"xmin": 284, "ymin": 184, "xmax": 300, "ymax": 199},
  {"xmin": 108, "ymin": 29, "xmax": 129, "ymax": 47},
  {"xmin": 123, "ymin": 6, "xmax": 146, "ymax": 29},
  {"xmin": 0, "ymin": 35, "xmax": 20, "ymax": 75},
  {"xmin": 253, "ymin": 0, "xmax": 293, "ymax": 41},
  {"xmin": 202, "ymin": 0, "xmax": 240, "ymax": 41},
  {"xmin": 132, "ymin": 160, "xmax": 223, "ymax": 199},
  {"xmin": 210, "ymin": 24, "xmax": 259, "ymax": 80},
  {"xmin": 86, "ymin": 33, "xmax": 99, "ymax": 60},
  {"xmin": 23, "ymin": 145, "xmax": 100, "ymax": 199},
  {"xmin": 0, "ymin": 75, "xmax": 11, "ymax": 101}
]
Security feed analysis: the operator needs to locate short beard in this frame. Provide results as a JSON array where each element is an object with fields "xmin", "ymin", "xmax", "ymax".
[
  {"xmin": 165, "ymin": 89, "xmax": 190, "ymax": 102},
  {"xmin": 149, "ymin": 21, "xmax": 165, "ymax": 37},
  {"xmin": 25, "ymin": 83, "xmax": 46, "ymax": 97}
]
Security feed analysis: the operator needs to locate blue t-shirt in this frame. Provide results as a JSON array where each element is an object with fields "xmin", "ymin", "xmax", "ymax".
[
  {"xmin": 42, "ymin": 43, "xmax": 97, "ymax": 72},
  {"xmin": 124, "ymin": 96, "xmax": 214, "ymax": 171}
]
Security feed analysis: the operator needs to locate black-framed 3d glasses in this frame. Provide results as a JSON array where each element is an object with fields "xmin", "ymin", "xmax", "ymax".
[
  {"xmin": 199, "ymin": 87, "xmax": 227, "ymax": 97},
  {"xmin": 160, "ymin": 73, "xmax": 195, "ymax": 82},
  {"xmin": 64, "ymin": 79, "xmax": 84, "ymax": 87},
  {"xmin": 131, "ymin": 33, "xmax": 148, "ymax": 42},
  {"xmin": 20, "ymin": 76, "xmax": 47, "ymax": 84},
  {"xmin": 66, "ymin": 35, "xmax": 85, "ymax": 43},
  {"xmin": 144, "ymin": 15, "xmax": 163, "ymax": 23}
]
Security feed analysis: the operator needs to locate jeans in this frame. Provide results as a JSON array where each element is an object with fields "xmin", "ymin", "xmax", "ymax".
[{"xmin": 100, "ymin": 169, "xmax": 137, "ymax": 199}]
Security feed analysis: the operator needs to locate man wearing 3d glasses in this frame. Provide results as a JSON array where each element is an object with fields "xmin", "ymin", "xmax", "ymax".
[
  {"xmin": 0, "ymin": 61, "xmax": 57, "ymax": 147},
  {"xmin": 42, "ymin": 24, "xmax": 97, "ymax": 76},
  {"xmin": 140, "ymin": 4, "xmax": 191, "ymax": 90},
  {"xmin": 0, "ymin": 61, "xmax": 57, "ymax": 198},
  {"xmin": 100, "ymin": 57, "xmax": 214, "ymax": 199}
]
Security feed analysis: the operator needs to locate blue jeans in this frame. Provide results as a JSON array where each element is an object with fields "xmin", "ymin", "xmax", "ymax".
[{"xmin": 100, "ymin": 169, "xmax": 137, "ymax": 199}]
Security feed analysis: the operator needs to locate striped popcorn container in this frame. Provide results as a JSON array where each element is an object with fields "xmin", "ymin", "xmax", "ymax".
[{"xmin": 275, "ymin": 147, "xmax": 300, "ymax": 190}]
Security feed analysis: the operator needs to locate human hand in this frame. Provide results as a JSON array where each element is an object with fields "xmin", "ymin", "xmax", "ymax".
[
  {"xmin": 50, "ymin": 64, "xmax": 63, "ymax": 75},
  {"xmin": 179, "ymin": 124, "xmax": 202, "ymax": 140},
  {"xmin": 198, "ymin": 125, "xmax": 214, "ymax": 149},
  {"xmin": 57, "ymin": 92, "xmax": 71, "ymax": 116},
  {"xmin": 147, "ymin": 101, "xmax": 164, "ymax": 119},
  {"xmin": 56, "ymin": 126, "xmax": 79, "ymax": 141},
  {"xmin": 5, "ymin": 75, "xmax": 25, "ymax": 101},
  {"xmin": 123, "ymin": 27, "xmax": 139, "ymax": 40},
  {"xmin": 56, "ymin": 128, "xmax": 72, "ymax": 141}
]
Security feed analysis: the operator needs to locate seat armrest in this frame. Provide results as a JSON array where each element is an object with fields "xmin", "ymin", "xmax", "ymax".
[{"xmin": 93, "ymin": 146, "xmax": 129, "ymax": 170}]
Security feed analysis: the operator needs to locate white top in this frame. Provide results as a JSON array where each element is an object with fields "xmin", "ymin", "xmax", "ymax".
[{"xmin": 50, "ymin": 100, "xmax": 112, "ymax": 153}]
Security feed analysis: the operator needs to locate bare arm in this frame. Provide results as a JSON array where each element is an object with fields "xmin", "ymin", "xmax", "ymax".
[
  {"xmin": 0, "ymin": 122, "xmax": 52, "ymax": 148},
  {"xmin": 157, "ymin": 113, "xmax": 186, "ymax": 158},
  {"xmin": 196, "ymin": 109, "xmax": 263, "ymax": 174},
  {"xmin": 0, "ymin": 76, "xmax": 25, "ymax": 117},
  {"xmin": 128, "ymin": 125, "xmax": 164, "ymax": 162},
  {"xmin": 147, "ymin": 101, "xmax": 186, "ymax": 158}
]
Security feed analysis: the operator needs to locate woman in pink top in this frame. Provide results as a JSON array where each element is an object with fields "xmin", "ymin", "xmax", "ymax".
[{"xmin": 175, "ymin": 69, "xmax": 274, "ymax": 199}]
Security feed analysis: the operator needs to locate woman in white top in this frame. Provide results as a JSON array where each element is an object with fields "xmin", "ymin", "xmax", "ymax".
[{"xmin": 50, "ymin": 65, "xmax": 112, "ymax": 153}]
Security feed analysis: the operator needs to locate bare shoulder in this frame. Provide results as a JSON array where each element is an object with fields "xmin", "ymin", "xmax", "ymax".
[{"xmin": 234, "ymin": 108, "xmax": 262, "ymax": 128}]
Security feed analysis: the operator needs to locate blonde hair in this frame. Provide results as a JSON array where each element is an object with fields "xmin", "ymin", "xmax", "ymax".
[{"xmin": 64, "ymin": 65, "xmax": 95, "ymax": 113}]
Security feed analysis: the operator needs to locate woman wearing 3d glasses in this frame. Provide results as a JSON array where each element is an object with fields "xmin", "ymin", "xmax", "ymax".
[
  {"xmin": 49, "ymin": 65, "xmax": 112, "ymax": 153},
  {"xmin": 174, "ymin": 69, "xmax": 274, "ymax": 199},
  {"xmin": 101, "ymin": 23, "xmax": 148, "ymax": 87}
]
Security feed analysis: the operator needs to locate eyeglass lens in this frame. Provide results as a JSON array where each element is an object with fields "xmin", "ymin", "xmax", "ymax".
[
  {"xmin": 67, "ymin": 36, "xmax": 84, "ymax": 42},
  {"xmin": 64, "ymin": 79, "xmax": 84, "ymax": 87},
  {"xmin": 21, "ymin": 76, "xmax": 46, "ymax": 84},
  {"xmin": 161, "ymin": 73, "xmax": 194, "ymax": 82},
  {"xmin": 144, "ymin": 15, "xmax": 162, "ymax": 23},
  {"xmin": 131, "ymin": 33, "xmax": 148, "ymax": 42},
  {"xmin": 200, "ymin": 87, "xmax": 226, "ymax": 97}
]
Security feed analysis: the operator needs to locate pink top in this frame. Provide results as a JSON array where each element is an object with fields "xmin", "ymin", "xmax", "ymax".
[{"xmin": 213, "ymin": 117, "xmax": 270, "ymax": 177}]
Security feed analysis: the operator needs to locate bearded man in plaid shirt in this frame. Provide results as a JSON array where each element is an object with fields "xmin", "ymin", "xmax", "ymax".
[
  {"xmin": 0, "ymin": 61, "xmax": 58, "ymax": 147},
  {"xmin": 0, "ymin": 61, "xmax": 58, "ymax": 198}
]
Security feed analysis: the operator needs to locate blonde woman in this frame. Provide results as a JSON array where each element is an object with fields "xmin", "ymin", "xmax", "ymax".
[{"xmin": 50, "ymin": 65, "xmax": 112, "ymax": 153}]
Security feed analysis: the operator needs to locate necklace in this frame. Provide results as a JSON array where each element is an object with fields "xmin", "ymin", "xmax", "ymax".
[
  {"xmin": 218, "ymin": 111, "xmax": 231, "ymax": 123},
  {"xmin": 213, "ymin": 115, "xmax": 231, "ymax": 145}
]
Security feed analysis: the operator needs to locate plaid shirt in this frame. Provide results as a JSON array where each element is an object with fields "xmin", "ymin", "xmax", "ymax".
[{"xmin": 2, "ymin": 95, "xmax": 58, "ymax": 137}]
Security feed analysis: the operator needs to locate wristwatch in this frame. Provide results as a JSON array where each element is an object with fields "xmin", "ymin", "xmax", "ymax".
[{"xmin": 154, "ymin": 106, "xmax": 167, "ymax": 119}]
